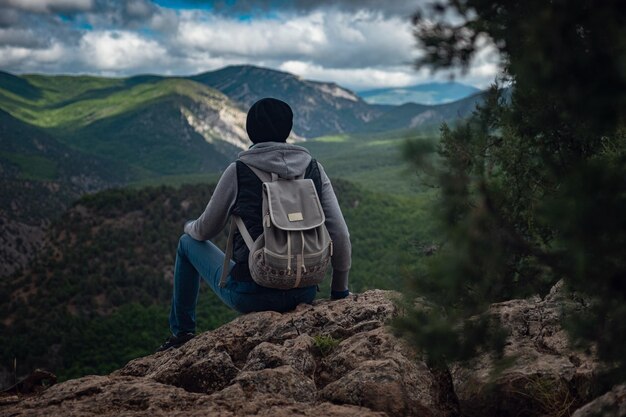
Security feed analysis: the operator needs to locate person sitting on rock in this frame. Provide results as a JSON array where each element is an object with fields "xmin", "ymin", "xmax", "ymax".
[{"xmin": 157, "ymin": 97, "xmax": 352, "ymax": 352}]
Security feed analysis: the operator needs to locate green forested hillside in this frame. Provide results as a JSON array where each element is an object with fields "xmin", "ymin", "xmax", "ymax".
[
  {"xmin": 118, "ymin": 126, "xmax": 437, "ymax": 195},
  {"xmin": 0, "ymin": 109, "xmax": 130, "ymax": 184},
  {"xmin": 0, "ymin": 179, "xmax": 439, "ymax": 382},
  {"xmin": 0, "ymin": 73, "xmax": 248, "ymax": 180},
  {"xmin": 0, "ymin": 109, "xmax": 135, "ymax": 277},
  {"xmin": 2, "ymin": 74, "xmax": 204, "ymax": 130},
  {"xmin": 302, "ymin": 128, "xmax": 437, "ymax": 195},
  {"xmin": 361, "ymin": 92, "xmax": 486, "ymax": 133},
  {"xmin": 1, "ymin": 184, "xmax": 232, "ymax": 381},
  {"xmin": 63, "ymin": 95, "xmax": 235, "ymax": 176}
]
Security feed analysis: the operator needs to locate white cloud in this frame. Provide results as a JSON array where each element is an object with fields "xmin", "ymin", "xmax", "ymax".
[
  {"xmin": 0, "ymin": 5, "xmax": 500, "ymax": 89},
  {"xmin": 173, "ymin": 10, "xmax": 416, "ymax": 69},
  {"xmin": 79, "ymin": 30, "xmax": 167, "ymax": 71},
  {"xmin": 175, "ymin": 11, "xmax": 328, "ymax": 59},
  {"xmin": 279, "ymin": 61, "xmax": 420, "ymax": 90},
  {"xmin": 148, "ymin": 8, "xmax": 179, "ymax": 33},
  {"xmin": 0, "ymin": 42, "xmax": 69, "ymax": 72},
  {"xmin": 315, "ymin": 11, "xmax": 417, "ymax": 68},
  {"xmin": 0, "ymin": 0, "xmax": 93, "ymax": 13},
  {"xmin": 277, "ymin": 60, "xmax": 499, "ymax": 91}
]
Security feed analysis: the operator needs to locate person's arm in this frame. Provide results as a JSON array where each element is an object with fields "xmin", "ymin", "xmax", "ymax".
[
  {"xmin": 184, "ymin": 163, "xmax": 237, "ymax": 240},
  {"xmin": 318, "ymin": 162, "xmax": 351, "ymax": 299}
]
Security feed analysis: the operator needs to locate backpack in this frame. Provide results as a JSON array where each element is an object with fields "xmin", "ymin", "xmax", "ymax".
[{"xmin": 219, "ymin": 165, "xmax": 333, "ymax": 289}]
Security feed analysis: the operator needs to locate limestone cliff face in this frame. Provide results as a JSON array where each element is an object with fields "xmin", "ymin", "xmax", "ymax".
[{"xmin": 0, "ymin": 287, "xmax": 613, "ymax": 417}]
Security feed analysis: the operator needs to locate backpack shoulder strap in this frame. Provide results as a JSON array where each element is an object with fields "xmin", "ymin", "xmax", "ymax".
[
  {"xmin": 305, "ymin": 159, "xmax": 322, "ymax": 199},
  {"xmin": 219, "ymin": 214, "xmax": 255, "ymax": 288},
  {"xmin": 240, "ymin": 162, "xmax": 273, "ymax": 182}
]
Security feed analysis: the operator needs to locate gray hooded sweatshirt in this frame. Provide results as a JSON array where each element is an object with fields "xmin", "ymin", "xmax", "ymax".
[{"xmin": 184, "ymin": 142, "xmax": 351, "ymax": 292}]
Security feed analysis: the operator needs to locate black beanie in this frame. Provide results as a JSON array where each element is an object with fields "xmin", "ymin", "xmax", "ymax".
[{"xmin": 246, "ymin": 98, "xmax": 293, "ymax": 143}]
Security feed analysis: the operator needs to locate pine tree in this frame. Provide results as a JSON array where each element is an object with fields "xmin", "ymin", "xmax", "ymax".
[{"xmin": 396, "ymin": 0, "xmax": 626, "ymax": 384}]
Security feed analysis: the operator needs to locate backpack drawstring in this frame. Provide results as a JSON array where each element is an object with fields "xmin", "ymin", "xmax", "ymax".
[
  {"xmin": 293, "ymin": 231, "xmax": 306, "ymax": 288},
  {"xmin": 300, "ymin": 231, "xmax": 306, "ymax": 274},
  {"xmin": 287, "ymin": 231, "xmax": 292, "ymax": 275}
]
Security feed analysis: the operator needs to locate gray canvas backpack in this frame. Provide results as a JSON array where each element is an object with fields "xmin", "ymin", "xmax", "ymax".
[{"xmin": 219, "ymin": 166, "xmax": 332, "ymax": 289}]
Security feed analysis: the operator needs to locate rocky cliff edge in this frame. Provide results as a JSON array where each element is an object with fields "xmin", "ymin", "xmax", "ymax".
[{"xmin": 1, "ymin": 287, "xmax": 620, "ymax": 417}]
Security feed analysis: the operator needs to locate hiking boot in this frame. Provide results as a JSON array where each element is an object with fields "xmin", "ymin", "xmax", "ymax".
[{"xmin": 156, "ymin": 332, "xmax": 195, "ymax": 352}]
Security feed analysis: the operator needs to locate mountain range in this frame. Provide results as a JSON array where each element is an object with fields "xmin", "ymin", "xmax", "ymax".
[
  {"xmin": 0, "ymin": 64, "xmax": 487, "ymax": 188},
  {"xmin": 190, "ymin": 65, "xmax": 384, "ymax": 138},
  {"xmin": 0, "ymin": 65, "xmax": 483, "ymax": 145}
]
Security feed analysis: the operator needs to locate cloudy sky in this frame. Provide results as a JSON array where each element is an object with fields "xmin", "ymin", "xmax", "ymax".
[{"xmin": 0, "ymin": 0, "xmax": 500, "ymax": 91}]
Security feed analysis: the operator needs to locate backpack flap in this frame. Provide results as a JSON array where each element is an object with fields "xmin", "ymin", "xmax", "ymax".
[{"xmin": 263, "ymin": 179, "xmax": 325, "ymax": 231}]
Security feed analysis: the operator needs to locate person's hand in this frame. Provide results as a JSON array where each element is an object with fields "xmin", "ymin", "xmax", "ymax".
[{"xmin": 330, "ymin": 289, "xmax": 350, "ymax": 300}]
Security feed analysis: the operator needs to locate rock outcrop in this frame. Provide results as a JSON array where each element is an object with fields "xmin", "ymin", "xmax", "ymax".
[
  {"xmin": 0, "ymin": 286, "xmax": 613, "ymax": 417},
  {"xmin": 1, "ymin": 290, "xmax": 445, "ymax": 416},
  {"xmin": 451, "ymin": 281, "xmax": 598, "ymax": 416}
]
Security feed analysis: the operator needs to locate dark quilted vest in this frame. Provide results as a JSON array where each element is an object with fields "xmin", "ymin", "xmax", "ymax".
[{"xmin": 231, "ymin": 159, "xmax": 323, "ymax": 282}]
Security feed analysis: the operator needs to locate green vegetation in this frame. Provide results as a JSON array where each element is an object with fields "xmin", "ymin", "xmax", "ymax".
[
  {"xmin": 0, "ymin": 109, "xmax": 132, "ymax": 186},
  {"xmin": 519, "ymin": 375, "xmax": 576, "ymax": 417},
  {"xmin": 0, "ymin": 152, "xmax": 57, "ymax": 181},
  {"xmin": 0, "ymin": 184, "xmax": 238, "ymax": 380},
  {"xmin": 312, "ymin": 335, "xmax": 341, "ymax": 357},
  {"xmin": 0, "ymin": 74, "xmax": 241, "ymax": 181},
  {"xmin": 331, "ymin": 179, "xmax": 438, "ymax": 291},
  {"xmin": 1, "ymin": 175, "xmax": 440, "ymax": 381},
  {"xmin": 312, "ymin": 135, "xmax": 348, "ymax": 143},
  {"xmin": 303, "ymin": 129, "xmax": 438, "ymax": 195},
  {"xmin": 62, "ymin": 95, "xmax": 235, "ymax": 176},
  {"xmin": 395, "ymin": 0, "xmax": 626, "ymax": 389},
  {"xmin": 57, "ymin": 79, "xmax": 221, "ymax": 131},
  {"xmin": 127, "ymin": 172, "xmax": 222, "ymax": 189},
  {"xmin": 1, "ymin": 75, "xmax": 219, "ymax": 130}
]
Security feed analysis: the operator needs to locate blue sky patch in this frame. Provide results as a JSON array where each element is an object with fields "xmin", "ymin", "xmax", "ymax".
[{"xmin": 153, "ymin": 0, "xmax": 215, "ymax": 10}]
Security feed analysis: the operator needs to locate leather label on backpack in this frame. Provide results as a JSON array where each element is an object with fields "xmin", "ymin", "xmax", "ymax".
[{"xmin": 288, "ymin": 212, "xmax": 304, "ymax": 222}]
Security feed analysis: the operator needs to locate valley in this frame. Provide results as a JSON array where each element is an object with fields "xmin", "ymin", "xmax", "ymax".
[{"xmin": 0, "ymin": 179, "xmax": 439, "ymax": 383}]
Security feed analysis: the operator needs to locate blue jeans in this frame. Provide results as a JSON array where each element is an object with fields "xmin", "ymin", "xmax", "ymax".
[{"xmin": 169, "ymin": 234, "xmax": 317, "ymax": 336}]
